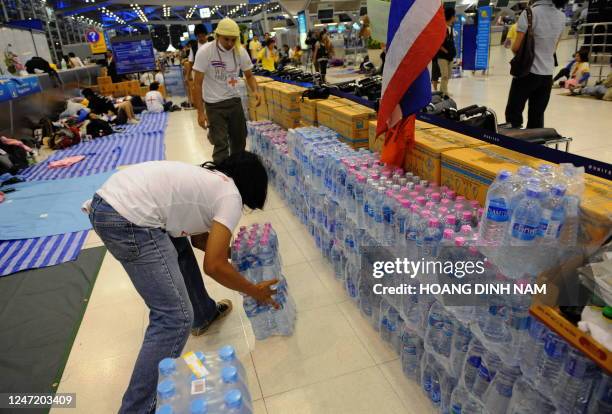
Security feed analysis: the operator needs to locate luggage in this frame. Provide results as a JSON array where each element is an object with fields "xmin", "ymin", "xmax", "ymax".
[
  {"xmin": 86, "ymin": 118, "xmax": 114, "ymax": 138},
  {"xmin": 423, "ymin": 92, "xmax": 457, "ymax": 115},
  {"xmin": 443, "ymin": 105, "xmax": 498, "ymax": 133},
  {"xmin": 50, "ymin": 126, "xmax": 81, "ymax": 149}
]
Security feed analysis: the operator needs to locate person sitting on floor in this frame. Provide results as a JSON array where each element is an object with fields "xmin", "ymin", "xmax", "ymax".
[
  {"xmin": 556, "ymin": 50, "xmax": 590, "ymax": 89},
  {"xmin": 81, "ymin": 88, "xmax": 139, "ymax": 125},
  {"xmin": 144, "ymin": 82, "xmax": 172, "ymax": 113},
  {"xmin": 571, "ymin": 71, "xmax": 612, "ymax": 101}
]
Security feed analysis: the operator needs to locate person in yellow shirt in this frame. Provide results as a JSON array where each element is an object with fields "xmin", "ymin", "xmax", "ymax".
[
  {"xmin": 258, "ymin": 39, "xmax": 279, "ymax": 72},
  {"xmin": 504, "ymin": 23, "xmax": 517, "ymax": 49},
  {"xmin": 248, "ymin": 35, "xmax": 262, "ymax": 61}
]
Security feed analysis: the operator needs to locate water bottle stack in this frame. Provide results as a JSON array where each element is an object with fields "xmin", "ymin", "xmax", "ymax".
[
  {"xmin": 155, "ymin": 346, "xmax": 253, "ymax": 414},
  {"xmin": 247, "ymin": 121, "xmax": 606, "ymax": 414},
  {"xmin": 232, "ymin": 222, "xmax": 297, "ymax": 340}
]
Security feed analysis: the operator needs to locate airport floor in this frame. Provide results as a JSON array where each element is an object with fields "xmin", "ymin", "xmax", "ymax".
[{"xmin": 53, "ymin": 38, "xmax": 611, "ymax": 414}]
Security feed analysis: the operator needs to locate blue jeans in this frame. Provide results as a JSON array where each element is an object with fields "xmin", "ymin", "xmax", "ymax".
[{"xmin": 88, "ymin": 194, "xmax": 218, "ymax": 414}]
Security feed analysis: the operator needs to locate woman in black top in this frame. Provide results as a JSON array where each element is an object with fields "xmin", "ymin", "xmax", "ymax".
[{"xmin": 314, "ymin": 31, "xmax": 333, "ymax": 83}]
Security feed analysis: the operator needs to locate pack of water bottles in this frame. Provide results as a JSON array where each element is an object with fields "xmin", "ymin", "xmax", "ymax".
[
  {"xmin": 155, "ymin": 346, "xmax": 253, "ymax": 414},
  {"xmin": 247, "ymin": 121, "xmax": 610, "ymax": 413},
  {"xmin": 478, "ymin": 163, "xmax": 585, "ymax": 279},
  {"xmin": 231, "ymin": 222, "xmax": 297, "ymax": 340}
]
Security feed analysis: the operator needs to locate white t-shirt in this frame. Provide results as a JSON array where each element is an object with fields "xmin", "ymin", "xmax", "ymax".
[
  {"xmin": 188, "ymin": 41, "xmax": 207, "ymax": 63},
  {"xmin": 155, "ymin": 72, "xmax": 164, "ymax": 85},
  {"xmin": 192, "ymin": 41, "xmax": 253, "ymax": 104},
  {"xmin": 95, "ymin": 161, "xmax": 243, "ymax": 237},
  {"xmin": 144, "ymin": 90, "xmax": 165, "ymax": 113}
]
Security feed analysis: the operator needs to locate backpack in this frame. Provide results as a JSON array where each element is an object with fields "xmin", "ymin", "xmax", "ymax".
[
  {"xmin": 86, "ymin": 118, "xmax": 114, "ymax": 138},
  {"xmin": 301, "ymin": 86, "xmax": 331, "ymax": 101},
  {"xmin": 50, "ymin": 126, "xmax": 81, "ymax": 149}
]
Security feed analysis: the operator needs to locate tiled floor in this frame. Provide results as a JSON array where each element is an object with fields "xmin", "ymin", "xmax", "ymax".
[{"xmin": 53, "ymin": 41, "xmax": 611, "ymax": 413}]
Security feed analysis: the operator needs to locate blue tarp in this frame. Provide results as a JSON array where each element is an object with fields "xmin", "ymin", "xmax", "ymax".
[{"xmin": 0, "ymin": 172, "xmax": 113, "ymax": 240}]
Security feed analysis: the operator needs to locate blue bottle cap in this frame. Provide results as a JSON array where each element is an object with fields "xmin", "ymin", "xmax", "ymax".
[
  {"xmin": 218, "ymin": 345, "xmax": 236, "ymax": 361},
  {"xmin": 551, "ymin": 185, "xmax": 566, "ymax": 197},
  {"xmin": 538, "ymin": 164, "xmax": 553, "ymax": 173},
  {"xmin": 157, "ymin": 379, "xmax": 176, "ymax": 400},
  {"xmin": 195, "ymin": 351, "xmax": 206, "ymax": 363},
  {"xmin": 498, "ymin": 170, "xmax": 512, "ymax": 180},
  {"xmin": 158, "ymin": 358, "xmax": 176, "ymax": 376},
  {"xmin": 221, "ymin": 365, "xmax": 239, "ymax": 384},
  {"xmin": 518, "ymin": 166, "xmax": 534, "ymax": 176},
  {"xmin": 224, "ymin": 389, "xmax": 243, "ymax": 409},
  {"xmin": 156, "ymin": 404, "xmax": 174, "ymax": 414},
  {"xmin": 190, "ymin": 398, "xmax": 207, "ymax": 414}
]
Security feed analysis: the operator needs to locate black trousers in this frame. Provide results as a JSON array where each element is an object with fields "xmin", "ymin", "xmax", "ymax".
[
  {"xmin": 505, "ymin": 73, "xmax": 553, "ymax": 129},
  {"xmin": 318, "ymin": 59, "xmax": 328, "ymax": 82},
  {"xmin": 553, "ymin": 67, "xmax": 570, "ymax": 82}
]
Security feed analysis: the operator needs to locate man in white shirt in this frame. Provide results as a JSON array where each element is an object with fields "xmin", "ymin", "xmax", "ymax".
[
  {"xmin": 144, "ymin": 82, "xmax": 168, "ymax": 113},
  {"xmin": 192, "ymin": 18, "xmax": 262, "ymax": 163},
  {"xmin": 154, "ymin": 70, "xmax": 164, "ymax": 85}
]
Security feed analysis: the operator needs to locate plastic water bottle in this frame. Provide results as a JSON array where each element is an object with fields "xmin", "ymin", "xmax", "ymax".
[
  {"xmin": 157, "ymin": 379, "xmax": 184, "ymax": 410},
  {"xmin": 243, "ymin": 297, "xmax": 266, "ymax": 340},
  {"xmin": 519, "ymin": 317, "xmax": 548, "ymax": 380},
  {"xmin": 554, "ymin": 347, "xmax": 600, "ymax": 414},
  {"xmin": 588, "ymin": 372, "xmax": 612, "ymax": 414},
  {"xmin": 383, "ymin": 190, "xmax": 396, "ymax": 245},
  {"xmin": 401, "ymin": 328, "xmax": 422, "ymax": 379},
  {"xmin": 483, "ymin": 364, "xmax": 522, "ymax": 414},
  {"xmin": 534, "ymin": 331, "xmax": 569, "ymax": 394},
  {"xmin": 258, "ymin": 239, "xmax": 276, "ymax": 281},
  {"xmin": 462, "ymin": 340, "xmax": 485, "ymax": 392},
  {"xmin": 478, "ymin": 294, "xmax": 510, "ymax": 343},
  {"xmin": 472, "ymin": 350, "xmax": 502, "ymax": 399},
  {"xmin": 451, "ymin": 324, "xmax": 472, "ymax": 378},
  {"xmin": 220, "ymin": 365, "xmax": 252, "ymax": 403},
  {"xmin": 439, "ymin": 315, "xmax": 454, "ymax": 358},
  {"xmin": 507, "ymin": 377, "xmax": 557, "ymax": 414},
  {"xmin": 538, "ymin": 185, "xmax": 566, "ymax": 245},
  {"xmin": 420, "ymin": 218, "xmax": 442, "ymax": 261},
  {"xmin": 405, "ymin": 206, "xmax": 421, "ymax": 261},
  {"xmin": 479, "ymin": 170, "xmax": 512, "ymax": 245},
  {"xmin": 223, "ymin": 389, "xmax": 252, "ymax": 413},
  {"xmin": 509, "ymin": 185, "xmax": 543, "ymax": 250},
  {"xmin": 450, "ymin": 385, "xmax": 486, "ymax": 414},
  {"xmin": 426, "ymin": 305, "xmax": 445, "ymax": 354}
]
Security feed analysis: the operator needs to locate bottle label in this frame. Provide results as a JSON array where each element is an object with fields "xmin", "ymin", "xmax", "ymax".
[
  {"xmin": 191, "ymin": 378, "xmax": 207, "ymax": 395},
  {"xmin": 544, "ymin": 338, "xmax": 566, "ymax": 359},
  {"xmin": 407, "ymin": 231, "xmax": 417, "ymax": 241},
  {"xmin": 398, "ymin": 218, "xmax": 407, "ymax": 234},
  {"xmin": 431, "ymin": 385, "xmax": 441, "ymax": 404},
  {"xmin": 181, "ymin": 351, "xmax": 210, "ymax": 378},
  {"xmin": 511, "ymin": 222, "xmax": 538, "ymax": 241},
  {"xmin": 486, "ymin": 199, "xmax": 509, "ymax": 222},
  {"xmin": 565, "ymin": 355, "xmax": 595, "ymax": 378},
  {"xmin": 451, "ymin": 404, "xmax": 462, "ymax": 414},
  {"xmin": 478, "ymin": 365, "xmax": 492, "ymax": 382},
  {"xmin": 468, "ymin": 355, "xmax": 481, "ymax": 368},
  {"xmin": 383, "ymin": 206, "xmax": 393, "ymax": 224},
  {"xmin": 496, "ymin": 383, "xmax": 513, "ymax": 398},
  {"xmin": 544, "ymin": 219, "xmax": 562, "ymax": 239}
]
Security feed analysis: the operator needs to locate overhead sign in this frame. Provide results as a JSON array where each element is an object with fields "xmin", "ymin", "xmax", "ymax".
[
  {"xmin": 87, "ymin": 29, "xmax": 107, "ymax": 54},
  {"xmin": 0, "ymin": 76, "xmax": 42, "ymax": 103},
  {"xmin": 199, "ymin": 7, "xmax": 211, "ymax": 18},
  {"xmin": 111, "ymin": 35, "xmax": 156, "ymax": 75},
  {"xmin": 297, "ymin": 11, "xmax": 308, "ymax": 50}
]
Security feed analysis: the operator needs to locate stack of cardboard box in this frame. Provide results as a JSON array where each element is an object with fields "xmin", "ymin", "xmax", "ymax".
[
  {"xmin": 276, "ymin": 84, "xmax": 306, "ymax": 129},
  {"xmin": 332, "ymin": 104, "xmax": 377, "ymax": 149},
  {"xmin": 300, "ymin": 96, "xmax": 338, "ymax": 126}
]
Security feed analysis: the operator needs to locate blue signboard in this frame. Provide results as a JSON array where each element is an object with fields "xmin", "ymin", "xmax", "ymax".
[
  {"xmin": 453, "ymin": 18, "xmax": 463, "ymax": 61},
  {"xmin": 475, "ymin": 6, "xmax": 492, "ymax": 70},
  {"xmin": 0, "ymin": 76, "xmax": 42, "ymax": 103},
  {"xmin": 111, "ymin": 35, "xmax": 156, "ymax": 75},
  {"xmin": 297, "ymin": 11, "xmax": 308, "ymax": 50}
]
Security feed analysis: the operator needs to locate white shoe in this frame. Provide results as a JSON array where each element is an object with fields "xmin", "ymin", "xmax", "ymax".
[{"xmin": 128, "ymin": 118, "xmax": 139, "ymax": 124}]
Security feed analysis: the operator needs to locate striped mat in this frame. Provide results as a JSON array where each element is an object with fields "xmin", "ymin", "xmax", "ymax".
[
  {"xmin": 0, "ymin": 231, "xmax": 88, "ymax": 277},
  {"xmin": 21, "ymin": 112, "xmax": 168, "ymax": 181},
  {"xmin": 0, "ymin": 112, "xmax": 168, "ymax": 277}
]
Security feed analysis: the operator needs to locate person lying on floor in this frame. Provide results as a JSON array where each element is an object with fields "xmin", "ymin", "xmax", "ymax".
[
  {"xmin": 571, "ymin": 71, "xmax": 612, "ymax": 101},
  {"xmin": 81, "ymin": 88, "xmax": 139, "ymax": 125},
  {"xmin": 144, "ymin": 82, "xmax": 173, "ymax": 113}
]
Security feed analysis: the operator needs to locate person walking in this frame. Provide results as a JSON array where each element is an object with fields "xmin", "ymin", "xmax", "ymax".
[
  {"xmin": 437, "ymin": 8, "xmax": 456, "ymax": 95},
  {"xmin": 248, "ymin": 35, "xmax": 262, "ymax": 61},
  {"xmin": 504, "ymin": 0, "xmax": 567, "ymax": 129},
  {"xmin": 192, "ymin": 18, "xmax": 261, "ymax": 164},
  {"xmin": 84, "ymin": 152, "xmax": 278, "ymax": 414}
]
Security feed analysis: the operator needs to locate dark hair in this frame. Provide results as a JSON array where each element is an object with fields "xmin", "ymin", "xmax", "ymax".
[
  {"xmin": 194, "ymin": 24, "xmax": 207, "ymax": 36},
  {"xmin": 283, "ymin": 44, "xmax": 289, "ymax": 50},
  {"xmin": 577, "ymin": 49, "xmax": 589, "ymax": 62},
  {"xmin": 552, "ymin": 0, "xmax": 569, "ymax": 8},
  {"xmin": 69, "ymin": 52, "xmax": 76, "ymax": 58},
  {"xmin": 150, "ymin": 82, "xmax": 160, "ymax": 91},
  {"xmin": 207, "ymin": 35, "xmax": 214, "ymax": 42},
  {"xmin": 82, "ymin": 88, "xmax": 94, "ymax": 98},
  {"xmin": 202, "ymin": 151, "xmax": 268, "ymax": 210},
  {"xmin": 444, "ymin": 8, "xmax": 456, "ymax": 21}
]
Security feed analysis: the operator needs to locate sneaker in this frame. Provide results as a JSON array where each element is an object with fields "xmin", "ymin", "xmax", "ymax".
[
  {"xmin": 191, "ymin": 299, "xmax": 233, "ymax": 336},
  {"xmin": 127, "ymin": 118, "xmax": 139, "ymax": 124}
]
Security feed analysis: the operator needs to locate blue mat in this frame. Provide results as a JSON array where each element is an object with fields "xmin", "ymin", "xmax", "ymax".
[
  {"xmin": 0, "ymin": 230, "xmax": 88, "ymax": 277},
  {"xmin": 21, "ymin": 112, "xmax": 167, "ymax": 181},
  {"xmin": 0, "ymin": 172, "xmax": 113, "ymax": 240}
]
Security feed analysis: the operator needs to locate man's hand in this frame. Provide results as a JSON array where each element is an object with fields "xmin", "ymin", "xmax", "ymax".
[
  {"xmin": 254, "ymin": 92, "xmax": 262, "ymax": 107},
  {"xmin": 250, "ymin": 279, "xmax": 280, "ymax": 308},
  {"xmin": 197, "ymin": 112, "xmax": 208, "ymax": 129}
]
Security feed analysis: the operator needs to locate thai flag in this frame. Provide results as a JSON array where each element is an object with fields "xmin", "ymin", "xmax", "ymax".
[{"xmin": 377, "ymin": 0, "xmax": 446, "ymax": 167}]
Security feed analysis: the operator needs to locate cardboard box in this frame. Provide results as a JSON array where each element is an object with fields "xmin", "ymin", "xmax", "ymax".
[
  {"xmin": 369, "ymin": 120, "xmax": 384, "ymax": 153},
  {"xmin": 332, "ymin": 104, "xmax": 376, "ymax": 149},
  {"xmin": 416, "ymin": 120, "xmax": 438, "ymax": 130},
  {"xmin": 317, "ymin": 99, "xmax": 354, "ymax": 129},
  {"xmin": 255, "ymin": 103, "xmax": 269, "ymax": 120},
  {"xmin": 254, "ymin": 76, "xmax": 274, "ymax": 84},
  {"xmin": 405, "ymin": 128, "xmax": 486, "ymax": 185},
  {"xmin": 581, "ymin": 174, "xmax": 612, "ymax": 245},
  {"xmin": 440, "ymin": 145, "xmax": 553, "ymax": 205}
]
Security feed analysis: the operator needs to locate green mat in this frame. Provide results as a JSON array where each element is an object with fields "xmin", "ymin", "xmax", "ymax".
[{"xmin": 0, "ymin": 247, "xmax": 106, "ymax": 414}]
